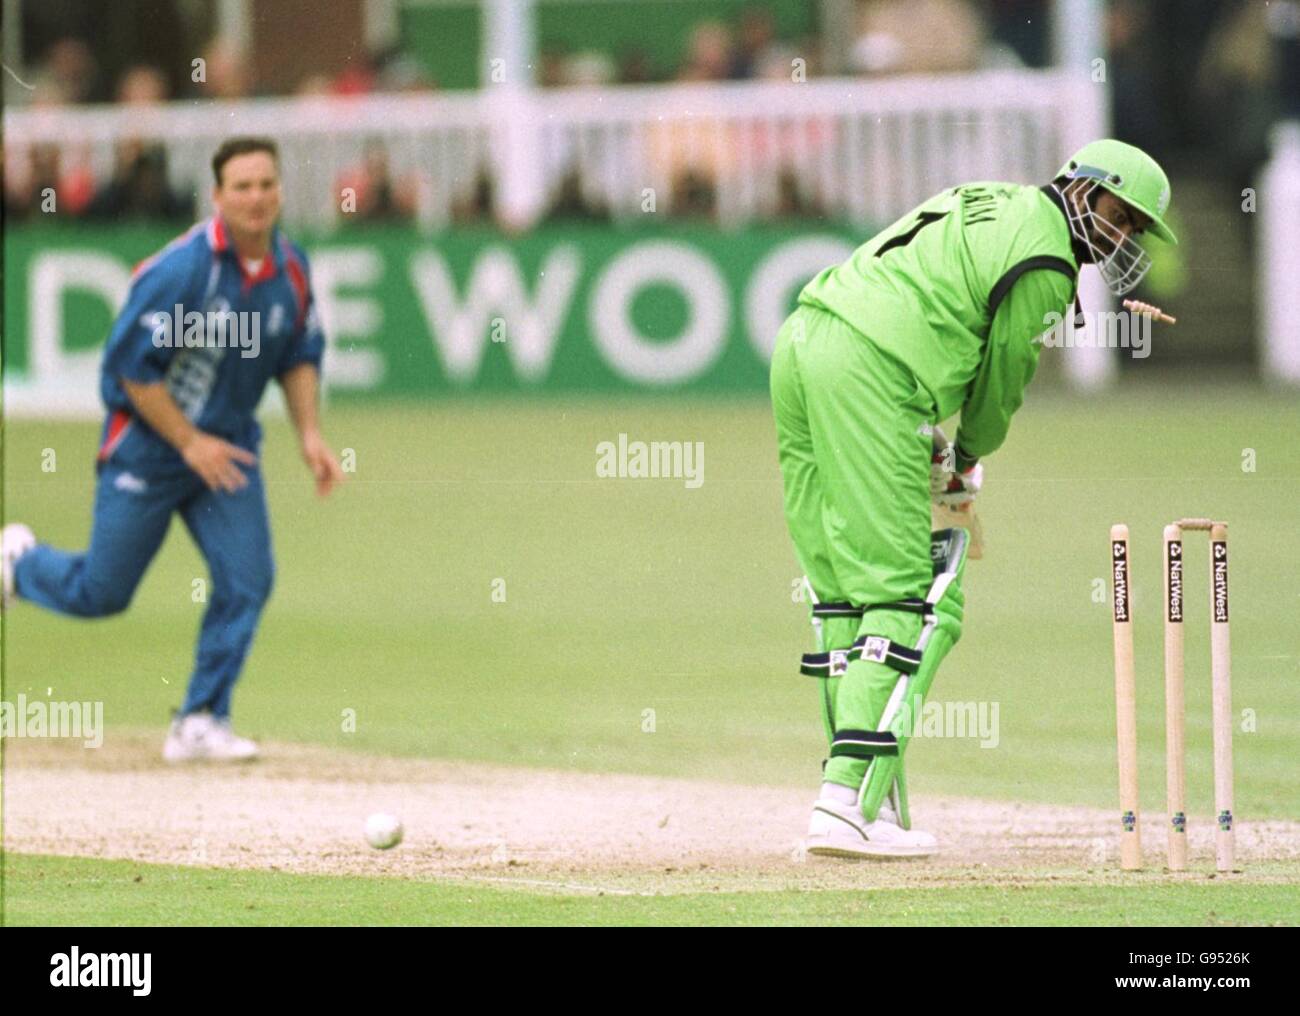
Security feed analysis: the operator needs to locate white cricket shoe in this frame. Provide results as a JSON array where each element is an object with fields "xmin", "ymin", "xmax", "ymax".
[
  {"xmin": 805, "ymin": 798, "xmax": 938, "ymax": 859},
  {"xmin": 1, "ymin": 523, "xmax": 36, "ymax": 609},
  {"xmin": 163, "ymin": 713, "xmax": 259, "ymax": 763}
]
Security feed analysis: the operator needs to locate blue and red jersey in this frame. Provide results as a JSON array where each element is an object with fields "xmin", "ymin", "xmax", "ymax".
[{"xmin": 97, "ymin": 216, "xmax": 325, "ymax": 466}]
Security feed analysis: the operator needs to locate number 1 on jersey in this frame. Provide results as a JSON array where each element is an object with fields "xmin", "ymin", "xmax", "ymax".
[{"xmin": 875, "ymin": 211, "xmax": 949, "ymax": 258}]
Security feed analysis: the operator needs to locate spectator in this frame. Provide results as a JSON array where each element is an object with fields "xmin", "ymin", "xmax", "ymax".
[
  {"xmin": 452, "ymin": 168, "xmax": 494, "ymax": 224},
  {"xmin": 4, "ymin": 141, "xmax": 96, "ymax": 220},
  {"xmin": 116, "ymin": 65, "xmax": 170, "ymax": 105},
  {"xmin": 562, "ymin": 51, "xmax": 617, "ymax": 87},
  {"xmin": 377, "ymin": 53, "xmax": 436, "ymax": 93},
  {"xmin": 852, "ymin": 0, "xmax": 983, "ymax": 75},
  {"xmin": 82, "ymin": 63, "xmax": 190, "ymax": 221},
  {"xmin": 1107, "ymin": 1, "xmax": 1168, "ymax": 154},
  {"xmin": 333, "ymin": 52, "xmax": 378, "ymax": 96},
  {"xmin": 196, "ymin": 37, "xmax": 251, "ymax": 99},
  {"xmin": 731, "ymin": 5, "xmax": 778, "ymax": 79},
  {"xmin": 336, "ymin": 140, "xmax": 418, "ymax": 223},
  {"xmin": 655, "ymin": 18, "xmax": 739, "ymax": 216},
  {"xmin": 88, "ymin": 138, "xmax": 193, "ymax": 222},
  {"xmin": 1195, "ymin": 0, "xmax": 1280, "ymax": 187},
  {"xmin": 41, "ymin": 38, "xmax": 101, "ymax": 103},
  {"xmin": 539, "ymin": 45, "xmax": 570, "ymax": 88},
  {"xmin": 679, "ymin": 21, "xmax": 734, "ymax": 81},
  {"xmin": 617, "ymin": 47, "xmax": 657, "ymax": 85},
  {"xmin": 755, "ymin": 41, "xmax": 806, "ymax": 82},
  {"xmin": 296, "ymin": 74, "xmax": 334, "ymax": 96},
  {"xmin": 671, "ymin": 169, "xmax": 717, "ymax": 219},
  {"xmin": 774, "ymin": 167, "xmax": 825, "ymax": 220},
  {"xmin": 545, "ymin": 167, "xmax": 611, "ymax": 222},
  {"xmin": 983, "ymin": 0, "xmax": 1050, "ymax": 68}
]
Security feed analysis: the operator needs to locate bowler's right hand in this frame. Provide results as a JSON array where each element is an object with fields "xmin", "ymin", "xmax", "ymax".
[{"xmin": 182, "ymin": 432, "xmax": 258, "ymax": 492}]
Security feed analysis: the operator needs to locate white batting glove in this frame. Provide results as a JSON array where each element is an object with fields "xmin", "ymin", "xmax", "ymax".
[
  {"xmin": 929, "ymin": 446, "xmax": 955, "ymax": 498},
  {"xmin": 933, "ymin": 461, "xmax": 983, "ymax": 509}
]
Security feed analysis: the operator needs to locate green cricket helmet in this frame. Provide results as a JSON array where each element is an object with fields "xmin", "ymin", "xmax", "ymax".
[{"xmin": 1054, "ymin": 139, "xmax": 1176, "ymax": 295}]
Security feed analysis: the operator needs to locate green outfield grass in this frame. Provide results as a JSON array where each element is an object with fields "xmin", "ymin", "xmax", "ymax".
[
  {"xmin": 6, "ymin": 853, "xmax": 1299, "ymax": 926},
  {"xmin": 4, "ymin": 383, "xmax": 1300, "ymax": 925},
  {"xmin": 5, "ymin": 385, "xmax": 1299, "ymax": 808}
]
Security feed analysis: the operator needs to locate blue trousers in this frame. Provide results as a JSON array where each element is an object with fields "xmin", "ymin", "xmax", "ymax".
[{"xmin": 15, "ymin": 461, "xmax": 274, "ymax": 719}]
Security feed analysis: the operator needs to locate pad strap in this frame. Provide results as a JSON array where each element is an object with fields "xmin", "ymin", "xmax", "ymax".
[
  {"xmin": 851, "ymin": 634, "xmax": 923, "ymax": 674},
  {"xmin": 802, "ymin": 534, "xmax": 963, "ymax": 680},
  {"xmin": 831, "ymin": 728, "xmax": 900, "ymax": 759},
  {"xmin": 864, "ymin": 597, "xmax": 929, "ymax": 617},
  {"xmin": 800, "ymin": 649, "xmax": 852, "ymax": 678},
  {"xmin": 802, "ymin": 635, "xmax": 922, "ymax": 679},
  {"xmin": 810, "ymin": 601, "xmax": 864, "ymax": 619}
]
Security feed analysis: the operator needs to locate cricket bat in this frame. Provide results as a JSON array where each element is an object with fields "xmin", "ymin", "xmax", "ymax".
[{"xmin": 932, "ymin": 425, "xmax": 984, "ymax": 559}]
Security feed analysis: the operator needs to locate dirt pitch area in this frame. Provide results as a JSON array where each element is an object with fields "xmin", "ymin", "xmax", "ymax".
[{"xmin": 5, "ymin": 732, "xmax": 1299, "ymax": 896}]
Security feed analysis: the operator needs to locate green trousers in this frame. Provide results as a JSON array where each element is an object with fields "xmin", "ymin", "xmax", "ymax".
[{"xmin": 770, "ymin": 303, "xmax": 937, "ymax": 790}]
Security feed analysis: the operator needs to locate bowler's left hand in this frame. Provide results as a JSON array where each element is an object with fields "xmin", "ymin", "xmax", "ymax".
[{"xmin": 301, "ymin": 432, "xmax": 345, "ymax": 497}]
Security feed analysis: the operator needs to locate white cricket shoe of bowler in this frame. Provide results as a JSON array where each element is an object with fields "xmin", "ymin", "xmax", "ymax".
[
  {"xmin": 1, "ymin": 523, "xmax": 36, "ymax": 609},
  {"xmin": 163, "ymin": 713, "xmax": 259, "ymax": 763},
  {"xmin": 805, "ymin": 797, "xmax": 938, "ymax": 859},
  {"xmin": 205, "ymin": 717, "xmax": 260, "ymax": 760}
]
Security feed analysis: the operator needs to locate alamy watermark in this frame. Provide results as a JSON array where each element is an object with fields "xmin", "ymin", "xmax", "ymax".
[
  {"xmin": 1037, "ymin": 308, "xmax": 1152, "ymax": 359},
  {"xmin": 1, "ymin": 694, "xmax": 104, "ymax": 747},
  {"xmin": 893, "ymin": 697, "xmax": 1000, "ymax": 748},
  {"xmin": 595, "ymin": 433, "xmax": 704, "ymax": 489},
  {"xmin": 150, "ymin": 305, "xmax": 261, "ymax": 358},
  {"xmin": 50, "ymin": 948, "xmax": 150, "ymax": 995}
]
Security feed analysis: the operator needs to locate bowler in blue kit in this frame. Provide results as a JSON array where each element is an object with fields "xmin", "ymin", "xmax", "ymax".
[{"xmin": 1, "ymin": 137, "xmax": 345, "ymax": 762}]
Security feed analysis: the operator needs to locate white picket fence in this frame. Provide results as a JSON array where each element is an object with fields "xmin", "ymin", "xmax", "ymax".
[{"xmin": 7, "ymin": 69, "xmax": 1099, "ymax": 231}]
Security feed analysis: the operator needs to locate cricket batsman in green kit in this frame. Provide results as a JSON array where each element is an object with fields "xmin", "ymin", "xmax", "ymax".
[{"xmin": 770, "ymin": 139, "xmax": 1177, "ymax": 858}]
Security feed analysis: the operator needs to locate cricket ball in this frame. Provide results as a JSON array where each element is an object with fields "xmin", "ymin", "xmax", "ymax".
[{"xmin": 364, "ymin": 812, "xmax": 403, "ymax": 850}]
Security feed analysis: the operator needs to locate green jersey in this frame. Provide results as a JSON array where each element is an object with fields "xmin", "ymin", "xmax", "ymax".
[{"xmin": 798, "ymin": 182, "xmax": 1079, "ymax": 462}]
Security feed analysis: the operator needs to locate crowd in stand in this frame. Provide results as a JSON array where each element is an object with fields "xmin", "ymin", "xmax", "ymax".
[{"xmin": 6, "ymin": 1, "xmax": 1298, "ymax": 227}]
